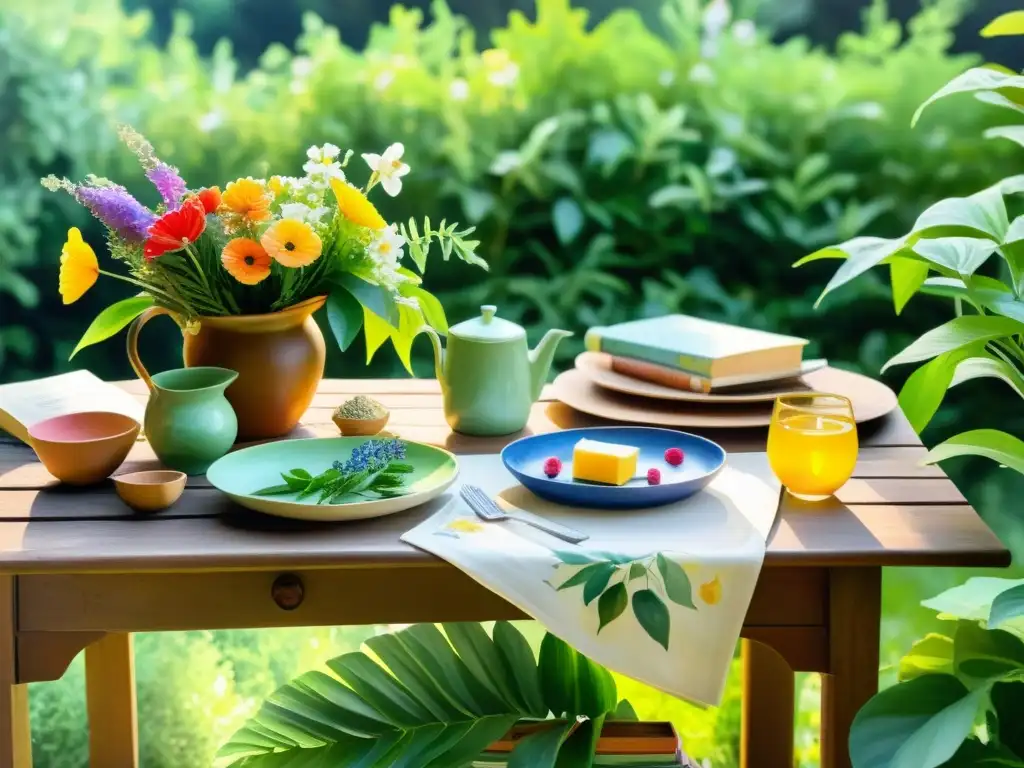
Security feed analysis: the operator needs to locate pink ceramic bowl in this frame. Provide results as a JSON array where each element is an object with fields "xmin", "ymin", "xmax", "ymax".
[{"xmin": 28, "ymin": 411, "xmax": 141, "ymax": 486}]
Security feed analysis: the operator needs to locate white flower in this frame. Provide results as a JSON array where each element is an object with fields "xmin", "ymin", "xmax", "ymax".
[
  {"xmin": 291, "ymin": 57, "xmax": 313, "ymax": 78},
  {"xmin": 198, "ymin": 110, "xmax": 223, "ymax": 133},
  {"xmin": 362, "ymin": 143, "xmax": 411, "ymax": 197},
  {"xmin": 368, "ymin": 224, "xmax": 406, "ymax": 267},
  {"xmin": 280, "ymin": 203, "xmax": 330, "ymax": 225},
  {"xmin": 306, "ymin": 146, "xmax": 320, "ymax": 161},
  {"xmin": 449, "ymin": 78, "xmax": 470, "ymax": 101},
  {"xmin": 321, "ymin": 143, "xmax": 341, "ymax": 160},
  {"xmin": 689, "ymin": 62, "xmax": 716, "ymax": 85},
  {"xmin": 488, "ymin": 62, "xmax": 519, "ymax": 87},
  {"xmin": 703, "ymin": 0, "xmax": 731, "ymax": 36},
  {"xmin": 732, "ymin": 19, "xmax": 756, "ymax": 44}
]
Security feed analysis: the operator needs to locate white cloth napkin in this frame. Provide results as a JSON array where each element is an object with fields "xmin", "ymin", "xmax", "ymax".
[{"xmin": 401, "ymin": 452, "xmax": 781, "ymax": 706}]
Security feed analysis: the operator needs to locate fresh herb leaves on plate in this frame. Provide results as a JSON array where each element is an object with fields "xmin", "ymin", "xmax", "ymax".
[{"xmin": 252, "ymin": 439, "xmax": 414, "ymax": 505}]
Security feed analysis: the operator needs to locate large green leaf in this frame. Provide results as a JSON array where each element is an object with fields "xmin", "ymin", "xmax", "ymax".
[
  {"xmin": 69, "ymin": 295, "xmax": 155, "ymax": 359},
  {"xmin": 800, "ymin": 236, "xmax": 910, "ymax": 307},
  {"xmin": 982, "ymin": 11, "xmax": 1024, "ymax": 37},
  {"xmin": 985, "ymin": 125, "xmax": 1024, "ymax": 150},
  {"xmin": 335, "ymin": 273, "xmax": 400, "ymax": 326},
  {"xmin": 923, "ymin": 578, "xmax": 1024, "ymax": 621},
  {"xmin": 400, "ymin": 284, "xmax": 449, "ymax": 333},
  {"xmin": 991, "ymin": 682, "xmax": 1024, "ymax": 760},
  {"xmin": 324, "ymin": 288, "xmax": 364, "ymax": 352},
  {"xmin": 922, "ymin": 429, "xmax": 1024, "ymax": 475},
  {"xmin": 950, "ymin": 355, "xmax": 1024, "ymax": 400},
  {"xmin": 911, "ymin": 238, "xmax": 998, "ymax": 276},
  {"xmin": 910, "ymin": 187, "xmax": 1009, "ymax": 241},
  {"xmin": 849, "ymin": 674, "xmax": 988, "ymax": 768},
  {"xmin": 913, "ymin": 67, "xmax": 1024, "ymax": 126},
  {"xmin": 882, "ymin": 316, "xmax": 1024, "ymax": 372},
  {"xmin": 897, "ymin": 634, "xmax": 954, "ymax": 681},
  {"xmin": 890, "ymin": 257, "xmax": 930, "ymax": 314},
  {"xmin": 953, "ymin": 620, "xmax": 1024, "ymax": 680},
  {"xmin": 897, "ymin": 347, "xmax": 979, "ymax": 433},
  {"xmin": 218, "ymin": 623, "xmax": 628, "ymax": 767},
  {"xmin": 990, "ymin": 584, "xmax": 1024, "ymax": 630}
]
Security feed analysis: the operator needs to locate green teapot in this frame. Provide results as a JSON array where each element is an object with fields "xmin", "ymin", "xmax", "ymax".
[{"xmin": 419, "ymin": 306, "xmax": 571, "ymax": 436}]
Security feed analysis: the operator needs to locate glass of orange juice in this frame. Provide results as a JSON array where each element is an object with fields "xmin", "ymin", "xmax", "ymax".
[{"xmin": 767, "ymin": 394, "xmax": 858, "ymax": 501}]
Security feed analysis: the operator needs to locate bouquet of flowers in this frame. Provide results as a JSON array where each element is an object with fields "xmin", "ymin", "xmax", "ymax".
[{"xmin": 43, "ymin": 126, "xmax": 484, "ymax": 371}]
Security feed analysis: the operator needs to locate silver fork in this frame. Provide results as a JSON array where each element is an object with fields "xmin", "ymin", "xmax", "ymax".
[{"xmin": 460, "ymin": 485, "xmax": 590, "ymax": 544}]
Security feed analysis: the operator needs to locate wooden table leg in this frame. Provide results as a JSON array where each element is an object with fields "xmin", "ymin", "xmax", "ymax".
[
  {"xmin": 85, "ymin": 633, "xmax": 138, "ymax": 768},
  {"xmin": 741, "ymin": 638, "xmax": 794, "ymax": 768},
  {"xmin": 0, "ymin": 576, "xmax": 31, "ymax": 767},
  {"xmin": 821, "ymin": 567, "xmax": 881, "ymax": 768}
]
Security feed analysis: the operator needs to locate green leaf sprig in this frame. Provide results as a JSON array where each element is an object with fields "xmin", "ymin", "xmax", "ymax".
[{"xmin": 252, "ymin": 438, "xmax": 415, "ymax": 505}]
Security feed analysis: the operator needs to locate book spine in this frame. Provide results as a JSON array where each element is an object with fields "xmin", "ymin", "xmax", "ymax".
[
  {"xmin": 585, "ymin": 329, "xmax": 712, "ymax": 376},
  {"xmin": 610, "ymin": 357, "xmax": 712, "ymax": 394}
]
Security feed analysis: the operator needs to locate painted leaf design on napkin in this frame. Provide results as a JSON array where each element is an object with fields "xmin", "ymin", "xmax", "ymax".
[{"xmin": 550, "ymin": 551, "xmax": 705, "ymax": 650}]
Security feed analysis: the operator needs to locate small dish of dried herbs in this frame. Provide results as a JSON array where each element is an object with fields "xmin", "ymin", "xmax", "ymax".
[{"xmin": 252, "ymin": 438, "xmax": 413, "ymax": 505}]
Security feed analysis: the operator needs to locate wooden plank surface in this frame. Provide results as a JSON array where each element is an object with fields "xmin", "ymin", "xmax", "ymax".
[{"xmin": 0, "ymin": 378, "xmax": 1008, "ymax": 574}]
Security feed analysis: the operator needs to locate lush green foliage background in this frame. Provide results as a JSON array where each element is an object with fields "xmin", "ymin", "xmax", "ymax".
[{"xmin": 4, "ymin": 0, "xmax": 1024, "ymax": 765}]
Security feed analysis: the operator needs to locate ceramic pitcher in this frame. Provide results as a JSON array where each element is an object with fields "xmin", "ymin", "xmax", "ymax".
[
  {"xmin": 129, "ymin": 322, "xmax": 238, "ymax": 474},
  {"xmin": 126, "ymin": 298, "xmax": 326, "ymax": 440}
]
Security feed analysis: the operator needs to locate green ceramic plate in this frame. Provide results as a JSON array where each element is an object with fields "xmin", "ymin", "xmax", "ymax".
[{"xmin": 206, "ymin": 437, "xmax": 459, "ymax": 522}]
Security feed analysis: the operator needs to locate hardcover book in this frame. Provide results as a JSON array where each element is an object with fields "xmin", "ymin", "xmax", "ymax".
[{"xmin": 585, "ymin": 315, "xmax": 807, "ymax": 381}]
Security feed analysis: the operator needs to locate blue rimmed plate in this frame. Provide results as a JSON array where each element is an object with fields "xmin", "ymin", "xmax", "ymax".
[{"xmin": 500, "ymin": 427, "xmax": 726, "ymax": 509}]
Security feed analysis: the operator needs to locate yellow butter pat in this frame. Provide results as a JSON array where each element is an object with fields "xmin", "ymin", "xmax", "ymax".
[{"xmin": 572, "ymin": 438, "xmax": 639, "ymax": 486}]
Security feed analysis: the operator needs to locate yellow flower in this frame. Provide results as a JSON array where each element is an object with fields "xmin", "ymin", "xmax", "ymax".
[
  {"xmin": 446, "ymin": 519, "xmax": 484, "ymax": 534},
  {"xmin": 699, "ymin": 576, "xmax": 722, "ymax": 606},
  {"xmin": 330, "ymin": 178, "xmax": 387, "ymax": 230},
  {"xmin": 222, "ymin": 178, "xmax": 271, "ymax": 223},
  {"xmin": 268, "ymin": 176, "xmax": 286, "ymax": 196},
  {"xmin": 221, "ymin": 238, "xmax": 272, "ymax": 285},
  {"xmin": 58, "ymin": 227, "xmax": 99, "ymax": 304},
  {"xmin": 261, "ymin": 219, "xmax": 322, "ymax": 268}
]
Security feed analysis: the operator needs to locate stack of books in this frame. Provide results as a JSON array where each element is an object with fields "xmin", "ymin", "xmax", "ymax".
[
  {"xmin": 476, "ymin": 721, "xmax": 691, "ymax": 767},
  {"xmin": 583, "ymin": 315, "xmax": 814, "ymax": 394}
]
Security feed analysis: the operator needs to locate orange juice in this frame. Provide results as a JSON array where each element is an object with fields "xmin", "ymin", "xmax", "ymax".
[{"xmin": 767, "ymin": 413, "xmax": 858, "ymax": 499}]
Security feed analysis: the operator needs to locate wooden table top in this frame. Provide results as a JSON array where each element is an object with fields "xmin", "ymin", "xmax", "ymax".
[{"xmin": 0, "ymin": 378, "xmax": 1010, "ymax": 574}]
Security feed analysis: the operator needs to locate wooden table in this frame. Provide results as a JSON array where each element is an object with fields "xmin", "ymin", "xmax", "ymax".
[{"xmin": 0, "ymin": 379, "xmax": 1010, "ymax": 768}]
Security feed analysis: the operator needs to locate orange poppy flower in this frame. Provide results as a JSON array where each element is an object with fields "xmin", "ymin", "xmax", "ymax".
[
  {"xmin": 59, "ymin": 227, "xmax": 99, "ymax": 304},
  {"xmin": 144, "ymin": 197, "xmax": 207, "ymax": 260},
  {"xmin": 221, "ymin": 178, "xmax": 271, "ymax": 223},
  {"xmin": 261, "ymin": 220, "xmax": 322, "ymax": 268},
  {"xmin": 329, "ymin": 178, "xmax": 387, "ymax": 230},
  {"xmin": 221, "ymin": 238, "xmax": 271, "ymax": 285}
]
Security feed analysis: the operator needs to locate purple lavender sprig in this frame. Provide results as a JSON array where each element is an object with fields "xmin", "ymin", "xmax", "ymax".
[
  {"xmin": 334, "ymin": 439, "xmax": 407, "ymax": 474},
  {"xmin": 42, "ymin": 175, "xmax": 156, "ymax": 242},
  {"xmin": 118, "ymin": 125, "xmax": 188, "ymax": 209},
  {"xmin": 146, "ymin": 163, "xmax": 187, "ymax": 210}
]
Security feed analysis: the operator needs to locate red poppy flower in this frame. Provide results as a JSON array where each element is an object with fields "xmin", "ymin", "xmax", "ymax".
[
  {"xmin": 144, "ymin": 197, "xmax": 207, "ymax": 260},
  {"xmin": 198, "ymin": 186, "xmax": 221, "ymax": 214}
]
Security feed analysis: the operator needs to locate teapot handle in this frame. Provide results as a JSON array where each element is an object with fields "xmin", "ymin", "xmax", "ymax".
[{"xmin": 127, "ymin": 307, "xmax": 174, "ymax": 393}]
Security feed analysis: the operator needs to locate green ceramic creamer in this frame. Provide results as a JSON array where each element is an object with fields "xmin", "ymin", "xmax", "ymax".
[
  {"xmin": 419, "ymin": 305, "xmax": 571, "ymax": 436},
  {"xmin": 143, "ymin": 367, "xmax": 239, "ymax": 476}
]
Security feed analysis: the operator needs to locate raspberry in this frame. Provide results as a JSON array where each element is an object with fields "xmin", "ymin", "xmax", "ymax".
[
  {"xmin": 647, "ymin": 468, "xmax": 662, "ymax": 485},
  {"xmin": 543, "ymin": 457, "xmax": 563, "ymax": 478},
  {"xmin": 664, "ymin": 447, "xmax": 684, "ymax": 466}
]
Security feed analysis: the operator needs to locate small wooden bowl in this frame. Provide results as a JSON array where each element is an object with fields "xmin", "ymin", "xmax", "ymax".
[
  {"xmin": 332, "ymin": 411, "xmax": 390, "ymax": 436},
  {"xmin": 113, "ymin": 470, "xmax": 187, "ymax": 513},
  {"xmin": 28, "ymin": 412, "xmax": 140, "ymax": 486}
]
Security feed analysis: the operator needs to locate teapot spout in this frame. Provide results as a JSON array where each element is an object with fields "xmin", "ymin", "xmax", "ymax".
[
  {"xmin": 528, "ymin": 329, "xmax": 573, "ymax": 401},
  {"xmin": 417, "ymin": 326, "xmax": 447, "ymax": 391}
]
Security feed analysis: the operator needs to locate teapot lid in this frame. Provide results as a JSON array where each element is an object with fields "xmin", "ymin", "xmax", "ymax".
[{"xmin": 449, "ymin": 305, "xmax": 525, "ymax": 343}]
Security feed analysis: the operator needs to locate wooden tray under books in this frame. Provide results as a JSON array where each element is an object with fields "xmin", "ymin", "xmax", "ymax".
[
  {"xmin": 576, "ymin": 351, "xmax": 828, "ymax": 403},
  {"xmin": 552, "ymin": 367, "xmax": 897, "ymax": 428}
]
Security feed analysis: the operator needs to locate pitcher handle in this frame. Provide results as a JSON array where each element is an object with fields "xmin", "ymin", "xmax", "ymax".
[{"xmin": 127, "ymin": 306, "xmax": 173, "ymax": 393}]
